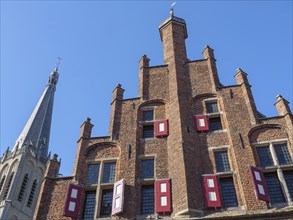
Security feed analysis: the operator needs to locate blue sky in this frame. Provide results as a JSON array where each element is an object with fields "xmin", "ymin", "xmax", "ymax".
[{"xmin": 1, "ymin": 1, "xmax": 292, "ymax": 176}]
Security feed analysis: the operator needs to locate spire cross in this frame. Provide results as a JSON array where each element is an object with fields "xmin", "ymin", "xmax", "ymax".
[{"xmin": 170, "ymin": 2, "xmax": 176, "ymax": 16}]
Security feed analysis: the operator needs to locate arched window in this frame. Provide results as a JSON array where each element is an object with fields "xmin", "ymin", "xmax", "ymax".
[
  {"xmin": 27, "ymin": 179, "xmax": 37, "ymax": 207},
  {"xmin": 2, "ymin": 172, "xmax": 15, "ymax": 201},
  {"xmin": 18, "ymin": 173, "xmax": 29, "ymax": 202},
  {"xmin": 0, "ymin": 175, "xmax": 6, "ymax": 193}
]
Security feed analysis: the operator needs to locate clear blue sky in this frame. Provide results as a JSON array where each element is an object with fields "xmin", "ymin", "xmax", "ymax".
[{"xmin": 1, "ymin": 1, "xmax": 292, "ymax": 176}]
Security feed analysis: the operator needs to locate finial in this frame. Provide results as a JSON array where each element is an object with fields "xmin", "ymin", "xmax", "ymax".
[
  {"xmin": 55, "ymin": 57, "xmax": 62, "ymax": 71},
  {"xmin": 170, "ymin": 2, "xmax": 176, "ymax": 16}
]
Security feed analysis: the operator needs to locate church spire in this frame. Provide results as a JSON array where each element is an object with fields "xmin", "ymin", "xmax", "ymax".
[{"xmin": 12, "ymin": 66, "xmax": 60, "ymax": 163}]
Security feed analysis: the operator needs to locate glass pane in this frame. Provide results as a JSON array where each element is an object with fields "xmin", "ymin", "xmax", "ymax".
[
  {"xmin": 206, "ymin": 102, "xmax": 219, "ymax": 113},
  {"xmin": 274, "ymin": 143, "xmax": 293, "ymax": 165},
  {"xmin": 283, "ymin": 170, "xmax": 293, "ymax": 198},
  {"xmin": 264, "ymin": 172, "xmax": 286, "ymax": 204},
  {"xmin": 209, "ymin": 117, "xmax": 222, "ymax": 131},
  {"xmin": 143, "ymin": 111, "xmax": 153, "ymax": 121},
  {"xmin": 87, "ymin": 164, "xmax": 100, "ymax": 185},
  {"xmin": 102, "ymin": 163, "xmax": 116, "ymax": 183},
  {"xmin": 160, "ymin": 196, "xmax": 167, "ymax": 206},
  {"xmin": 207, "ymin": 178, "xmax": 214, "ymax": 188},
  {"xmin": 143, "ymin": 125, "xmax": 154, "ymax": 138},
  {"xmin": 219, "ymin": 177, "xmax": 238, "ymax": 208},
  {"xmin": 208, "ymin": 191, "xmax": 217, "ymax": 201},
  {"xmin": 256, "ymin": 146, "xmax": 274, "ymax": 167},
  {"xmin": 141, "ymin": 185, "xmax": 154, "ymax": 214},
  {"xmin": 160, "ymin": 183, "xmax": 167, "ymax": 192},
  {"xmin": 215, "ymin": 151, "xmax": 231, "ymax": 172},
  {"xmin": 141, "ymin": 159, "xmax": 154, "ymax": 179},
  {"xmin": 83, "ymin": 192, "xmax": 96, "ymax": 219},
  {"xmin": 100, "ymin": 189, "xmax": 113, "ymax": 217}
]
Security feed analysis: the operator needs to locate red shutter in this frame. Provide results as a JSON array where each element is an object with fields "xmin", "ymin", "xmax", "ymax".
[
  {"xmin": 155, "ymin": 179, "xmax": 172, "ymax": 213},
  {"xmin": 195, "ymin": 115, "xmax": 209, "ymax": 131},
  {"xmin": 250, "ymin": 166, "xmax": 270, "ymax": 202},
  {"xmin": 111, "ymin": 179, "xmax": 125, "ymax": 215},
  {"xmin": 155, "ymin": 120, "xmax": 169, "ymax": 137},
  {"xmin": 64, "ymin": 184, "xmax": 83, "ymax": 218},
  {"xmin": 202, "ymin": 175, "xmax": 221, "ymax": 208}
]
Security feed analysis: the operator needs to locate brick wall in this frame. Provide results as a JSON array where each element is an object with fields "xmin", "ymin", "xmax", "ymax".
[{"xmin": 35, "ymin": 13, "xmax": 293, "ymax": 220}]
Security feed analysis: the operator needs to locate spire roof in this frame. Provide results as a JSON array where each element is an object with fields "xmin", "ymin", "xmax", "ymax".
[{"xmin": 12, "ymin": 67, "xmax": 59, "ymax": 162}]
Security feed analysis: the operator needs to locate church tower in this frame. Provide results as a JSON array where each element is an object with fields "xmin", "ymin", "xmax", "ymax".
[{"xmin": 0, "ymin": 67, "xmax": 59, "ymax": 220}]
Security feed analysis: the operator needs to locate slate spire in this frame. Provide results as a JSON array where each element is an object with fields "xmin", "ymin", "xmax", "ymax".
[{"xmin": 12, "ymin": 67, "xmax": 59, "ymax": 162}]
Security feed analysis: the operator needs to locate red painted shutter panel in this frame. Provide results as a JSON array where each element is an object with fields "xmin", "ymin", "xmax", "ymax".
[
  {"xmin": 195, "ymin": 116, "xmax": 209, "ymax": 131},
  {"xmin": 155, "ymin": 179, "xmax": 172, "ymax": 213},
  {"xmin": 64, "ymin": 184, "xmax": 83, "ymax": 218},
  {"xmin": 250, "ymin": 166, "xmax": 270, "ymax": 202},
  {"xmin": 155, "ymin": 120, "xmax": 169, "ymax": 137},
  {"xmin": 111, "ymin": 179, "xmax": 126, "ymax": 215},
  {"xmin": 202, "ymin": 175, "xmax": 221, "ymax": 208}
]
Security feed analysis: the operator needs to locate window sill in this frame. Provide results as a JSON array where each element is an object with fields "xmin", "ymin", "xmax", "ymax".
[
  {"xmin": 136, "ymin": 214, "xmax": 156, "ymax": 220},
  {"xmin": 100, "ymin": 182, "xmax": 114, "ymax": 186},
  {"xmin": 206, "ymin": 112, "xmax": 223, "ymax": 117},
  {"xmin": 216, "ymin": 171, "xmax": 234, "ymax": 176},
  {"xmin": 209, "ymin": 129, "xmax": 227, "ymax": 134},
  {"xmin": 279, "ymin": 164, "xmax": 293, "ymax": 169},
  {"xmin": 269, "ymin": 202, "xmax": 289, "ymax": 209},
  {"xmin": 221, "ymin": 206, "xmax": 243, "ymax": 212},
  {"xmin": 140, "ymin": 178, "xmax": 155, "ymax": 184}
]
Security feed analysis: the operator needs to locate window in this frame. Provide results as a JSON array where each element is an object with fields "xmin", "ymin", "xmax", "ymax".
[
  {"xmin": 215, "ymin": 151, "xmax": 230, "ymax": 172},
  {"xmin": 142, "ymin": 109, "xmax": 155, "ymax": 139},
  {"xmin": 143, "ymin": 125, "xmax": 154, "ymax": 138},
  {"xmin": 2, "ymin": 172, "xmax": 14, "ymax": 201},
  {"xmin": 27, "ymin": 179, "xmax": 37, "ymax": 207},
  {"xmin": 274, "ymin": 144, "xmax": 293, "ymax": 165},
  {"xmin": 283, "ymin": 170, "xmax": 293, "ymax": 198},
  {"xmin": 209, "ymin": 117, "xmax": 222, "ymax": 131},
  {"xmin": 100, "ymin": 189, "xmax": 113, "ymax": 217},
  {"xmin": 256, "ymin": 141, "xmax": 293, "ymax": 205},
  {"xmin": 264, "ymin": 173, "xmax": 286, "ymax": 204},
  {"xmin": 206, "ymin": 102, "xmax": 219, "ymax": 113},
  {"xmin": 0, "ymin": 175, "xmax": 6, "ymax": 193},
  {"xmin": 256, "ymin": 146, "xmax": 274, "ymax": 167},
  {"xmin": 102, "ymin": 163, "xmax": 116, "ymax": 183},
  {"xmin": 87, "ymin": 164, "xmax": 100, "ymax": 185},
  {"xmin": 83, "ymin": 191, "xmax": 96, "ymax": 219},
  {"xmin": 83, "ymin": 161, "xmax": 117, "ymax": 218},
  {"xmin": 143, "ymin": 111, "xmax": 154, "ymax": 121},
  {"xmin": 18, "ymin": 173, "xmax": 29, "ymax": 202},
  {"xmin": 141, "ymin": 185, "xmax": 154, "ymax": 214},
  {"xmin": 141, "ymin": 159, "xmax": 154, "ymax": 179},
  {"xmin": 219, "ymin": 177, "xmax": 238, "ymax": 208}
]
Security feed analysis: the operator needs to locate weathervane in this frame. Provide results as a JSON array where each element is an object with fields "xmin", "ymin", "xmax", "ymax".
[
  {"xmin": 170, "ymin": 2, "xmax": 176, "ymax": 16},
  {"xmin": 56, "ymin": 57, "xmax": 62, "ymax": 68}
]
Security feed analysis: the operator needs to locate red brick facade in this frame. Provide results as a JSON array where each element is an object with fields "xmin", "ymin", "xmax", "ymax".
[{"xmin": 34, "ymin": 14, "xmax": 293, "ymax": 219}]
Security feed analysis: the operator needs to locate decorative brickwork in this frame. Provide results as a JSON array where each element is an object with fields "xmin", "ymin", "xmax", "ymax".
[{"xmin": 34, "ymin": 13, "xmax": 293, "ymax": 219}]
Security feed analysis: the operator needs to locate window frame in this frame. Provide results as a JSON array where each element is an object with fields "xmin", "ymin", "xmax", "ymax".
[
  {"xmin": 141, "ymin": 107, "xmax": 155, "ymax": 139},
  {"xmin": 253, "ymin": 140, "xmax": 293, "ymax": 206},
  {"xmin": 84, "ymin": 159, "xmax": 117, "ymax": 218},
  {"xmin": 203, "ymin": 98, "xmax": 224, "ymax": 132},
  {"xmin": 141, "ymin": 184, "xmax": 155, "ymax": 215},
  {"xmin": 141, "ymin": 158, "xmax": 155, "ymax": 180},
  {"xmin": 219, "ymin": 176, "xmax": 238, "ymax": 209},
  {"xmin": 214, "ymin": 150, "xmax": 231, "ymax": 173}
]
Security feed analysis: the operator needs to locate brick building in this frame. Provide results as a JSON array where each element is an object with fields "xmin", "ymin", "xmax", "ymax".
[{"xmin": 34, "ymin": 11, "xmax": 293, "ymax": 219}]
